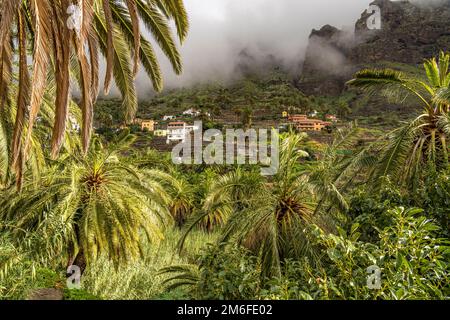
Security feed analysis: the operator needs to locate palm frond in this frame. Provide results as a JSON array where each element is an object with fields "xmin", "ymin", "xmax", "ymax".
[{"xmin": 347, "ymin": 68, "xmax": 433, "ymax": 111}]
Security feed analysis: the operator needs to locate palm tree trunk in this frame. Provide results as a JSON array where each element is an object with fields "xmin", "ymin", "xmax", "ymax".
[{"xmin": 67, "ymin": 249, "xmax": 87, "ymax": 276}]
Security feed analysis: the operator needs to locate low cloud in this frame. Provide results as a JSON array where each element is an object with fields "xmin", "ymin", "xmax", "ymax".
[
  {"xmin": 134, "ymin": 0, "xmax": 371, "ymax": 97},
  {"xmin": 103, "ymin": 0, "xmax": 448, "ymax": 98}
]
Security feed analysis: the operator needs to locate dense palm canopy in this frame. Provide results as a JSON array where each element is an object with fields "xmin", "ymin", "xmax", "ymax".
[
  {"xmin": 0, "ymin": 73, "xmax": 82, "ymax": 189},
  {"xmin": 170, "ymin": 126, "xmax": 384, "ymax": 281},
  {"xmin": 0, "ymin": 132, "xmax": 172, "ymax": 269},
  {"xmin": 347, "ymin": 51, "xmax": 450, "ymax": 189},
  {"xmin": 148, "ymin": 170, "xmax": 194, "ymax": 228},
  {"xmin": 178, "ymin": 133, "xmax": 354, "ymax": 278},
  {"xmin": 0, "ymin": 0, "xmax": 188, "ymax": 187},
  {"xmin": 0, "ymin": 1, "xmax": 447, "ymax": 297}
]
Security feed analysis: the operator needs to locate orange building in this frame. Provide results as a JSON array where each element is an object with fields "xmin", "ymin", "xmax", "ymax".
[
  {"xmin": 295, "ymin": 119, "xmax": 331, "ymax": 131},
  {"xmin": 288, "ymin": 114, "xmax": 331, "ymax": 131},
  {"xmin": 288, "ymin": 114, "xmax": 308, "ymax": 122}
]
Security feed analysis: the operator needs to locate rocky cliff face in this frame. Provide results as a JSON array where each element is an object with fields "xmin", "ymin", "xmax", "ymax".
[{"xmin": 297, "ymin": 0, "xmax": 450, "ymax": 95}]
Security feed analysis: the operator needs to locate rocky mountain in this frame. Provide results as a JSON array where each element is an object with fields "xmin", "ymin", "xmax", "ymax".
[
  {"xmin": 297, "ymin": 0, "xmax": 450, "ymax": 95},
  {"xmin": 234, "ymin": 49, "xmax": 284, "ymax": 76}
]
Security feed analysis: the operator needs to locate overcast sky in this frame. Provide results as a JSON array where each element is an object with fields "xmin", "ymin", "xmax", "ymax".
[
  {"xmin": 133, "ymin": 0, "xmax": 441, "ymax": 96},
  {"xmin": 133, "ymin": 0, "xmax": 371, "ymax": 94}
]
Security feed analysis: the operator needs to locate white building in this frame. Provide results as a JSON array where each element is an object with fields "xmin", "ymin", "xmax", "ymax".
[
  {"xmin": 163, "ymin": 115, "xmax": 176, "ymax": 121},
  {"xmin": 183, "ymin": 108, "xmax": 201, "ymax": 117},
  {"xmin": 308, "ymin": 110, "xmax": 319, "ymax": 118},
  {"xmin": 166, "ymin": 122, "xmax": 200, "ymax": 144}
]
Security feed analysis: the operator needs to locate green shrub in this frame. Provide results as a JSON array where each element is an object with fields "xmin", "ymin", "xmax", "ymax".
[
  {"xmin": 63, "ymin": 289, "xmax": 101, "ymax": 300},
  {"xmin": 347, "ymin": 179, "xmax": 405, "ymax": 242},
  {"xmin": 417, "ymin": 169, "xmax": 450, "ymax": 236},
  {"xmin": 196, "ymin": 245, "xmax": 261, "ymax": 300},
  {"xmin": 33, "ymin": 268, "xmax": 62, "ymax": 289},
  {"xmin": 181, "ymin": 207, "xmax": 449, "ymax": 300},
  {"xmin": 299, "ymin": 207, "xmax": 449, "ymax": 300}
]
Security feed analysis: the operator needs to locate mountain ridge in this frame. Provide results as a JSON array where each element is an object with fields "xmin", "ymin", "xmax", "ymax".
[{"xmin": 297, "ymin": 0, "xmax": 450, "ymax": 95}]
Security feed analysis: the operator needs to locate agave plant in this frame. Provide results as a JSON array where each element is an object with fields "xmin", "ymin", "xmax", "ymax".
[
  {"xmin": 0, "ymin": 0, "xmax": 188, "ymax": 185},
  {"xmin": 0, "ymin": 131, "xmax": 173, "ymax": 271},
  {"xmin": 347, "ymin": 51, "xmax": 450, "ymax": 189}
]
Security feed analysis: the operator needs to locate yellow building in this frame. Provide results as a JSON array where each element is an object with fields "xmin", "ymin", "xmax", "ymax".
[
  {"xmin": 154, "ymin": 130, "xmax": 167, "ymax": 137},
  {"xmin": 141, "ymin": 120, "xmax": 156, "ymax": 132}
]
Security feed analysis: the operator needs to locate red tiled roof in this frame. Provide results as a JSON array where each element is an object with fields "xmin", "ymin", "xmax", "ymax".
[{"xmin": 296, "ymin": 119, "xmax": 324, "ymax": 123}]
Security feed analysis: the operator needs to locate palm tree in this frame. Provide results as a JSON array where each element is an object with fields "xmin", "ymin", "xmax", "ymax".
[
  {"xmin": 165, "ymin": 129, "xmax": 368, "ymax": 286},
  {"xmin": 0, "ymin": 131, "xmax": 172, "ymax": 272},
  {"xmin": 241, "ymin": 107, "xmax": 253, "ymax": 129},
  {"xmin": 0, "ymin": 0, "xmax": 189, "ymax": 184},
  {"xmin": 130, "ymin": 152, "xmax": 196, "ymax": 228},
  {"xmin": 148, "ymin": 171, "xmax": 194, "ymax": 228},
  {"xmin": 195, "ymin": 168, "xmax": 238, "ymax": 232},
  {"xmin": 155, "ymin": 168, "xmax": 234, "ymax": 232},
  {"xmin": 347, "ymin": 51, "xmax": 450, "ymax": 189},
  {"xmin": 0, "ymin": 71, "xmax": 82, "ymax": 189},
  {"xmin": 179, "ymin": 134, "xmax": 331, "ymax": 279}
]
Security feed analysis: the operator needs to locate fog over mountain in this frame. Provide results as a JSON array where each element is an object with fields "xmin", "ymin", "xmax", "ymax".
[{"xmin": 129, "ymin": 0, "xmax": 445, "ymax": 96}]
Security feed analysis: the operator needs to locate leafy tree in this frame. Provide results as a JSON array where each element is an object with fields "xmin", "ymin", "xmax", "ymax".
[
  {"xmin": 165, "ymin": 207, "xmax": 449, "ymax": 300},
  {"xmin": 303, "ymin": 207, "xmax": 450, "ymax": 300},
  {"xmin": 414, "ymin": 168, "xmax": 450, "ymax": 236},
  {"xmin": 215, "ymin": 88, "xmax": 232, "ymax": 110}
]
